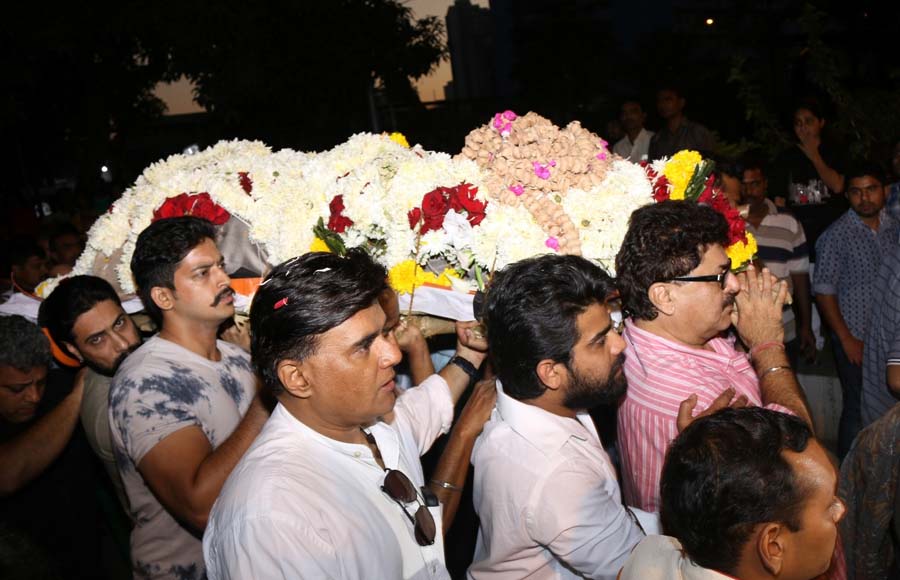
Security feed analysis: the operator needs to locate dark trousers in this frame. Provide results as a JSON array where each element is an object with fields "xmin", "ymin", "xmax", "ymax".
[{"xmin": 831, "ymin": 332, "xmax": 863, "ymax": 459}]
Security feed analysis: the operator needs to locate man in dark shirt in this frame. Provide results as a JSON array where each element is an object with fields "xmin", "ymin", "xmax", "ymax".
[
  {"xmin": 0, "ymin": 315, "xmax": 103, "ymax": 579},
  {"xmin": 647, "ymin": 86, "xmax": 716, "ymax": 160}
]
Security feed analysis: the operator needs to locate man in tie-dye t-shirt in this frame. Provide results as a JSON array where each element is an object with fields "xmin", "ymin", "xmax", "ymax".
[{"xmin": 109, "ymin": 217, "xmax": 268, "ymax": 579}]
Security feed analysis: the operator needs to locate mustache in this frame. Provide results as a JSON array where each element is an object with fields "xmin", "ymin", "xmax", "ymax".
[{"xmin": 211, "ymin": 287, "xmax": 235, "ymax": 307}]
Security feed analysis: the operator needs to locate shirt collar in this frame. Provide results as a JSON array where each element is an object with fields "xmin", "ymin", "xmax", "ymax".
[
  {"xmin": 625, "ymin": 321, "xmax": 746, "ymax": 365},
  {"xmin": 494, "ymin": 380, "xmax": 599, "ymax": 455}
]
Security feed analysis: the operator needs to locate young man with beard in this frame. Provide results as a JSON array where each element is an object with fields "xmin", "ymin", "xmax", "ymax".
[
  {"xmin": 39, "ymin": 275, "xmax": 143, "ymax": 509},
  {"xmin": 814, "ymin": 163, "xmax": 900, "ymax": 457},
  {"xmin": 466, "ymin": 254, "xmax": 657, "ymax": 580},
  {"xmin": 109, "ymin": 217, "xmax": 268, "ymax": 580},
  {"xmin": 615, "ymin": 201, "xmax": 812, "ymax": 513}
]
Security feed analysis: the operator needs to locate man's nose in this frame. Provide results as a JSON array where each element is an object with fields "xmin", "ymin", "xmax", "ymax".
[{"xmin": 24, "ymin": 383, "xmax": 42, "ymax": 404}]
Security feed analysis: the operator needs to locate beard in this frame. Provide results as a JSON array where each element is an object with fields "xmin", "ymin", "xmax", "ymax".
[
  {"xmin": 562, "ymin": 353, "xmax": 628, "ymax": 411},
  {"xmin": 85, "ymin": 340, "xmax": 142, "ymax": 377}
]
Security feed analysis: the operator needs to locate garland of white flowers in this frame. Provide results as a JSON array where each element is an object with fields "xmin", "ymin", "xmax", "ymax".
[{"xmin": 40, "ymin": 123, "xmax": 666, "ymax": 301}]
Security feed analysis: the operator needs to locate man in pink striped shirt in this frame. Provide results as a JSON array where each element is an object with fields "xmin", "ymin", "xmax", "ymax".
[{"xmin": 615, "ymin": 201, "xmax": 813, "ymax": 513}]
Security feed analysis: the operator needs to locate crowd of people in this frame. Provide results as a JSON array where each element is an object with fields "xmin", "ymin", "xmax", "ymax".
[{"xmin": 2, "ymin": 89, "xmax": 900, "ymax": 580}]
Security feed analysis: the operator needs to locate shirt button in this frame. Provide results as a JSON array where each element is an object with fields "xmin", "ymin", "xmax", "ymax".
[{"xmin": 354, "ymin": 451, "xmax": 361, "ymax": 458}]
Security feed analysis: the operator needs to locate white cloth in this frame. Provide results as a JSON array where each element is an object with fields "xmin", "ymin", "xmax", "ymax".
[
  {"xmin": 619, "ymin": 535, "xmax": 732, "ymax": 580},
  {"xmin": 613, "ymin": 129, "xmax": 654, "ymax": 162},
  {"xmin": 109, "ymin": 337, "xmax": 256, "ymax": 579},
  {"xmin": 203, "ymin": 374, "xmax": 455, "ymax": 580},
  {"xmin": 467, "ymin": 382, "xmax": 655, "ymax": 579},
  {"xmin": 0, "ymin": 292, "xmax": 42, "ymax": 322}
]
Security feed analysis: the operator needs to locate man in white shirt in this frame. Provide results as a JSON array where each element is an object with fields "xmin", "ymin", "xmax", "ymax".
[
  {"xmin": 612, "ymin": 100, "xmax": 654, "ymax": 162},
  {"xmin": 468, "ymin": 254, "xmax": 658, "ymax": 580},
  {"xmin": 203, "ymin": 249, "xmax": 487, "ymax": 579}
]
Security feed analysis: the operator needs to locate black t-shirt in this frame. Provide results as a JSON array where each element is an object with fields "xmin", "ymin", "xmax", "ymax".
[
  {"xmin": 0, "ymin": 368, "xmax": 104, "ymax": 580},
  {"xmin": 770, "ymin": 141, "xmax": 848, "ymax": 262}
]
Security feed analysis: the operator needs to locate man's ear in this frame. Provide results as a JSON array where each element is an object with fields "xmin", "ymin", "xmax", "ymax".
[
  {"xmin": 648, "ymin": 282, "xmax": 676, "ymax": 316},
  {"xmin": 535, "ymin": 359, "xmax": 566, "ymax": 392},
  {"xmin": 756, "ymin": 522, "xmax": 786, "ymax": 576},
  {"xmin": 150, "ymin": 286, "xmax": 175, "ymax": 314},
  {"xmin": 61, "ymin": 341, "xmax": 84, "ymax": 363},
  {"xmin": 277, "ymin": 359, "xmax": 313, "ymax": 399}
]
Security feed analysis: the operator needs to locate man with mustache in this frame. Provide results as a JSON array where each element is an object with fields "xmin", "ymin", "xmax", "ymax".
[
  {"xmin": 467, "ymin": 254, "xmax": 658, "ymax": 579},
  {"xmin": 615, "ymin": 201, "xmax": 812, "ymax": 513},
  {"xmin": 108, "ymin": 216, "xmax": 268, "ymax": 579},
  {"xmin": 39, "ymin": 275, "xmax": 143, "ymax": 510},
  {"xmin": 814, "ymin": 163, "xmax": 900, "ymax": 457}
]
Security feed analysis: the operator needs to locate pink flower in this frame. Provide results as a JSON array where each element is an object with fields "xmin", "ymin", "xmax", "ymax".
[
  {"xmin": 493, "ymin": 114, "xmax": 504, "ymax": 129},
  {"xmin": 545, "ymin": 237, "xmax": 560, "ymax": 251},
  {"xmin": 533, "ymin": 161, "xmax": 551, "ymax": 180},
  {"xmin": 549, "ymin": 160, "xmax": 557, "ymax": 167},
  {"xmin": 500, "ymin": 122, "xmax": 512, "ymax": 136},
  {"xmin": 502, "ymin": 110, "xmax": 517, "ymax": 121},
  {"xmin": 599, "ymin": 139, "xmax": 608, "ymax": 148},
  {"xmin": 596, "ymin": 152, "xmax": 607, "ymax": 160},
  {"xmin": 508, "ymin": 184, "xmax": 524, "ymax": 196}
]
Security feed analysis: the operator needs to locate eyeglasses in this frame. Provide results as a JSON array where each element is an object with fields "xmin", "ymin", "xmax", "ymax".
[
  {"xmin": 362, "ymin": 429, "xmax": 436, "ymax": 546},
  {"xmin": 670, "ymin": 271, "xmax": 731, "ymax": 289},
  {"xmin": 381, "ymin": 469, "xmax": 437, "ymax": 546}
]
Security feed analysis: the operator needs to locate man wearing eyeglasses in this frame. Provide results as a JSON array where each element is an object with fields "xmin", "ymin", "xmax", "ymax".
[
  {"xmin": 814, "ymin": 163, "xmax": 900, "ymax": 458},
  {"xmin": 203, "ymin": 249, "xmax": 487, "ymax": 580},
  {"xmin": 615, "ymin": 201, "xmax": 813, "ymax": 514},
  {"xmin": 467, "ymin": 254, "xmax": 660, "ymax": 580}
]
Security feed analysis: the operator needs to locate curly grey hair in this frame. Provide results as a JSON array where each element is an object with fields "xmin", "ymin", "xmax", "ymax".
[{"xmin": 0, "ymin": 315, "xmax": 51, "ymax": 371}]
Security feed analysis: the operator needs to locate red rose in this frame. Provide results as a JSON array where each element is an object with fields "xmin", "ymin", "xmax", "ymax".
[
  {"xmin": 152, "ymin": 192, "xmax": 230, "ymax": 225},
  {"xmin": 421, "ymin": 213, "xmax": 445, "ymax": 234},
  {"xmin": 450, "ymin": 183, "xmax": 487, "ymax": 215},
  {"xmin": 238, "ymin": 172, "xmax": 253, "ymax": 195},
  {"xmin": 327, "ymin": 195, "xmax": 354, "ymax": 233},
  {"xmin": 467, "ymin": 205, "xmax": 487, "ymax": 226},
  {"xmin": 408, "ymin": 208, "xmax": 422, "ymax": 230},
  {"xmin": 422, "ymin": 189, "xmax": 450, "ymax": 219}
]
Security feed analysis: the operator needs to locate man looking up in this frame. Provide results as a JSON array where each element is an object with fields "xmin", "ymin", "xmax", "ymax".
[
  {"xmin": 109, "ymin": 216, "xmax": 267, "ymax": 579},
  {"xmin": 616, "ymin": 201, "xmax": 812, "ymax": 512},
  {"xmin": 613, "ymin": 99, "xmax": 654, "ymax": 162},
  {"xmin": 814, "ymin": 163, "xmax": 900, "ymax": 457},
  {"xmin": 648, "ymin": 85, "xmax": 715, "ymax": 160},
  {"xmin": 204, "ymin": 249, "xmax": 487, "ymax": 579},
  {"xmin": 619, "ymin": 407, "xmax": 844, "ymax": 580},
  {"xmin": 467, "ymin": 254, "xmax": 656, "ymax": 580},
  {"xmin": 741, "ymin": 159, "xmax": 816, "ymax": 365},
  {"xmin": 39, "ymin": 275, "xmax": 142, "ymax": 509}
]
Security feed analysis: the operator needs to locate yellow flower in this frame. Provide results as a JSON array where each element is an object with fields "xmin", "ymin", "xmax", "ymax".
[
  {"xmin": 388, "ymin": 260, "xmax": 423, "ymax": 294},
  {"xmin": 726, "ymin": 233, "xmax": 758, "ymax": 270},
  {"xmin": 309, "ymin": 237, "xmax": 331, "ymax": 253},
  {"xmin": 664, "ymin": 150, "xmax": 703, "ymax": 200},
  {"xmin": 389, "ymin": 132, "xmax": 410, "ymax": 148}
]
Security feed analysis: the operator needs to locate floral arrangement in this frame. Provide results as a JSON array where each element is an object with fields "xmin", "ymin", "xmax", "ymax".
[
  {"xmin": 41, "ymin": 114, "xmax": 752, "ymax": 312},
  {"xmin": 646, "ymin": 151, "xmax": 757, "ymax": 270}
]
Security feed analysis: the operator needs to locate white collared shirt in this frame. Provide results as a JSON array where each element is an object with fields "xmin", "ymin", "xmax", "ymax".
[
  {"xmin": 468, "ymin": 382, "xmax": 657, "ymax": 579},
  {"xmin": 619, "ymin": 536, "xmax": 732, "ymax": 580},
  {"xmin": 613, "ymin": 129, "xmax": 654, "ymax": 162},
  {"xmin": 203, "ymin": 374, "xmax": 455, "ymax": 580}
]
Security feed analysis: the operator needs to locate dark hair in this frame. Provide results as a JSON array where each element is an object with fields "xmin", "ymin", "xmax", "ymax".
[
  {"xmin": 738, "ymin": 152, "xmax": 767, "ymax": 177},
  {"xmin": 660, "ymin": 407, "xmax": 813, "ymax": 575},
  {"xmin": 620, "ymin": 98, "xmax": 643, "ymax": 111},
  {"xmin": 615, "ymin": 201, "xmax": 729, "ymax": 321},
  {"xmin": 48, "ymin": 223, "xmax": 82, "ymax": 253},
  {"xmin": 710, "ymin": 155, "xmax": 742, "ymax": 180},
  {"xmin": 250, "ymin": 249, "xmax": 388, "ymax": 395},
  {"xmin": 39, "ymin": 275, "xmax": 122, "ymax": 345},
  {"xmin": 844, "ymin": 162, "xmax": 886, "ymax": 186},
  {"xmin": 793, "ymin": 97, "xmax": 826, "ymax": 121},
  {"xmin": 657, "ymin": 84, "xmax": 684, "ymax": 100},
  {"xmin": 483, "ymin": 254, "xmax": 616, "ymax": 401},
  {"xmin": 0, "ymin": 315, "xmax": 51, "ymax": 371},
  {"xmin": 130, "ymin": 216, "xmax": 217, "ymax": 325},
  {"xmin": 9, "ymin": 237, "xmax": 45, "ymax": 268}
]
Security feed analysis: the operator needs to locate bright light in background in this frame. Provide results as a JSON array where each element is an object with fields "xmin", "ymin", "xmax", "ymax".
[
  {"xmin": 100, "ymin": 165, "xmax": 109, "ymax": 173},
  {"xmin": 705, "ymin": 18, "xmax": 715, "ymax": 25}
]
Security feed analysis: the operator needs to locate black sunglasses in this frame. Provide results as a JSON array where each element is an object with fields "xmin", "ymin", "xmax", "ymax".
[
  {"xmin": 670, "ymin": 271, "xmax": 730, "ymax": 289},
  {"xmin": 362, "ymin": 429, "xmax": 436, "ymax": 546},
  {"xmin": 381, "ymin": 469, "xmax": 437, "ymax": 546}
]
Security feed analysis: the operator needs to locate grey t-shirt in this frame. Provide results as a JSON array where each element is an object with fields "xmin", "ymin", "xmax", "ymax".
[
  {"xmin": 109, "ymin": 336, "xmax": 255, "ymax": 580},
  {"xmin": 82, "ymin": 369, "xmax": 130, "ymax": 513}
]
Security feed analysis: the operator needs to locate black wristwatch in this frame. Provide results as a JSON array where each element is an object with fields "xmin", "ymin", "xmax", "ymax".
[{"xmin": 449, "ymin": 355, "xmax": 480, "ymax": 382}]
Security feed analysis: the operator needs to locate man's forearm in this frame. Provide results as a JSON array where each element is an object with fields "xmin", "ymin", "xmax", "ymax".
[
  {"xmin": 791, "ymin": 273, "xmax": 813, "ymax": 329},
  {"xmin": 428, "ymin": 426, "xmax": 478, "ymax": 533},
  {"xmin": 439, "ymin": 346, "xmax": 487, "ymax": 404},
  {"xmin": 405, "ymin": 343, "xmax": 435, "ymax": 387},
  {"xmin": 0, "ymin": 384, "xmax": 83, "ymax": 496},
  {"xmin": 187, "ymin": 395, "xmax": 268, "ymax": 526},
  {"xmin": 752, "ymin": 347, "xmax": 813, "ymax": 429},
  {"xmin": 816, "ymin": 294, "xmax": 853, "ymax": 341}
]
